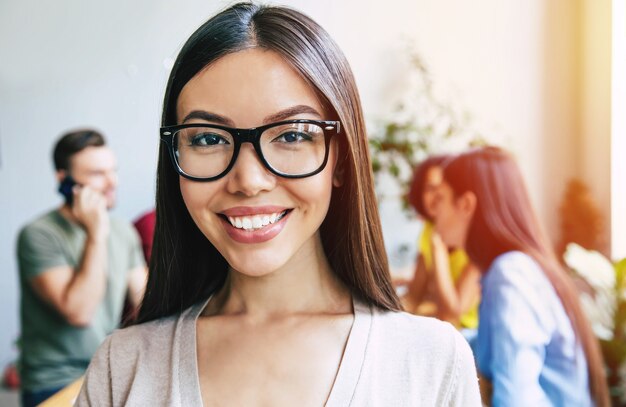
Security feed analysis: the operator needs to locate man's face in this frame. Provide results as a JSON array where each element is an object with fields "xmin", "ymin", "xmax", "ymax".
[{"xmin": 63, "ymin": 146, "xmax": 118, "ymax": 209}]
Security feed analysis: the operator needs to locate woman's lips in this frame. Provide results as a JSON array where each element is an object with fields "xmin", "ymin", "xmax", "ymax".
[
  {"xmin": 221, "ymin": 205, "xmax": 288, "ymax": 217},
  {"xmin": 220, "ymin": 209, "xmax": 291, "ymax": 244}
]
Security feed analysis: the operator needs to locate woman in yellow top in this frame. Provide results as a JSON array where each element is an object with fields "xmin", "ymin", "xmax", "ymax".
[{"xmin": 401, "ymin": 155, "xmax": 480, "ymax": 331}]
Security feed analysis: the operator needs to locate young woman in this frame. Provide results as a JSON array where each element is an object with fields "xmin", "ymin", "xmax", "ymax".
[
  {"xmin": 402, "ymin": 155, "xmax": 481, "ymax": 334},
  {"xmin": 76, "ymin": 3, "xmax": 480, "ymax": 406},
  {"xmin": 436, "ymin": 146, "xmax": 609, "ymax": 406}
]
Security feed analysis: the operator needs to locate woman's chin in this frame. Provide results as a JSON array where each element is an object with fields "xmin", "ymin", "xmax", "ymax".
[{"xmin": 226, "ymin": 256, "xmax": 288, "ymax": 278}]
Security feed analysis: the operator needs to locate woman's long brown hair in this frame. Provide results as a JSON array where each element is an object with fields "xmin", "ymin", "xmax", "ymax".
[
  {"xmin": 443, "ymin": 146, "xmax": 609, "ymax": 406},
  {"xmin": 137, "ymin": 2, "xmax": 401, "ymax": 324}
]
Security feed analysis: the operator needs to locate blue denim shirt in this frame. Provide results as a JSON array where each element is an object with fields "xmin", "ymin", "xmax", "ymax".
[{"xmin": 475, "ymin": 251, "xmax": 591, "ymax": 407}]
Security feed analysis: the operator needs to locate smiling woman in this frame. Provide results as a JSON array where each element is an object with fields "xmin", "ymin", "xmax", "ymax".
[{"xmin": 75, "ymin": 3, "xmax": 481, "ymax": 406}]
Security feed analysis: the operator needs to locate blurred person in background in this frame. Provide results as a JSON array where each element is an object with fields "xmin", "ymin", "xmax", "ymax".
[
  {"xmin": 120, "ymin": 208, "xmax": 156, "ymax": 325},
  {"xmin": 438, "ymin": 146, "xmax": 609, "ymax": 406},
  {"xmin": 400, "ymin": 154, "xmax": 481, "ymax": 340},
  {"xmin": 16, "ymin": 129, "xmax": 147, "ymax": 407}
]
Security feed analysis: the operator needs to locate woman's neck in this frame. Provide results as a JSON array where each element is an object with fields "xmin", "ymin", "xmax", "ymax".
[{"xmin": 204, "ymin": 237, "xmax": 352, "ymax": 320}]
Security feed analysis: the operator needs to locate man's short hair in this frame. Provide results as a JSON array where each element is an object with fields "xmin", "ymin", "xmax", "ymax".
[{"xmin": 53, "ymin": 129, "xmax": 106, "ymax": 171}]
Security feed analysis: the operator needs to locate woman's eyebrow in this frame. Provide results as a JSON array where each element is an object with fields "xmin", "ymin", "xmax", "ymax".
[
  {"xmin": 181, "ymin": 106, "xmax": 321, "ymax": 127},
  {"xmin": 263, "ymin": 105, "xmax": 322, "ymax": 123},
  {"xmin": 182, "ymin": 110, "xmax": 234, "ymax": 126}
]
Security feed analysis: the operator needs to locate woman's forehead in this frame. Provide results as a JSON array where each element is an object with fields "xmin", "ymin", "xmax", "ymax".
[{"xmin": 176, "ymin": 49, "xmax": 327, "ymax": 127}]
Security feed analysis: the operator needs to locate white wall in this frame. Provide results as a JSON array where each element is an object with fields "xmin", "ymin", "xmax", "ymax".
[
  {"xmin": 580, "ymin": 0, "xmax": 612, "ymax": 254},
  {"xmin": 0, "ymin": 0, "xmax": 583, "ymax": 366}
]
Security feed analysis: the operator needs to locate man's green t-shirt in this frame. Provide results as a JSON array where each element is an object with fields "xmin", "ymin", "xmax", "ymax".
[{"xmin": 17, "ymin": 209, "xmax": 145, "ymax": 391}]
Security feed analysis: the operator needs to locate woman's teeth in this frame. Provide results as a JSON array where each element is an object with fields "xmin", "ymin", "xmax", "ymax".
[{"xmin": 227, "ymin": 211, "xmax": 287, "ymax": 231}]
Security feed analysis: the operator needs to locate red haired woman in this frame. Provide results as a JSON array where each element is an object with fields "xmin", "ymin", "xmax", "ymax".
[{"xmin": 437, "ymin": 146, "xmax": 608, "ymax": 406}]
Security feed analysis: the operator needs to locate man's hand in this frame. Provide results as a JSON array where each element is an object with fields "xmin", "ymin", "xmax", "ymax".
[
  {"xmin": 71, "ymin": 185, "xmax": 109, "ymax": 241},
  {"xmin": 29, "ymin": 185, "xmax": 111, "ymax": 326}
]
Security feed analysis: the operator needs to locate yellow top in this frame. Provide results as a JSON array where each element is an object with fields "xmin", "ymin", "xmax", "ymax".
[{"xmin": 418, "ymin": 221, "xmax": 479, "ymax": 329}]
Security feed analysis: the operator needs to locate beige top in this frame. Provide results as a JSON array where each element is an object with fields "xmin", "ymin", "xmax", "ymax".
[{"xmin": 76, "ymin": 297, "xmax": 481, "ymax": 406}]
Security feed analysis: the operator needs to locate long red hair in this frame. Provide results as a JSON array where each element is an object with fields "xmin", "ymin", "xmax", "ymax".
[{"xmin": 443, "ymin": 146, "xmax": 609, "ymax": 406}]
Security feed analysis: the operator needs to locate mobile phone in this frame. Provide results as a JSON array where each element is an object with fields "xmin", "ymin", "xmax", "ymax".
[{"xmin": 58, "ymin": 175, "xmax": 77, "ymax": 206}]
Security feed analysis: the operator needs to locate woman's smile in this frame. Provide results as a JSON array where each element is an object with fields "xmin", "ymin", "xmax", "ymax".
[{"xmin": 219, "ymin": 205, "xmax": 293, "ymax": 244}]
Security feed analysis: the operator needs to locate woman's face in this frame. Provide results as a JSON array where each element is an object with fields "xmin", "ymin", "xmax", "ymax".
[
  {"xmin": 422, "ymin": 166, "xmax": 443, "ymax": 219},
  {"xmin": 176, "ymin": 49, "xmax": 338, "ymax": 277},
  {"xmin": 433, "ymin": 181, "xmax": 472, "ymax": 249}
]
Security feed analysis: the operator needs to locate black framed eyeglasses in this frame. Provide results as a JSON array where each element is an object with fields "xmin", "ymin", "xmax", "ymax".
[{"xmin": 160, "ymin": 119, "xmax": 341, "ymax": 181}]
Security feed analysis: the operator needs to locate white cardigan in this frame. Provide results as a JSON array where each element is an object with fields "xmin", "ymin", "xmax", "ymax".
[{"xmin": 76, "ymin": 297, "xmax": 481, "ymax": 406}]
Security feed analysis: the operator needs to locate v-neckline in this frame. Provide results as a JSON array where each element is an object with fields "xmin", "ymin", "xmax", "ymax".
[{"xmin": 178, "ymin": 295, "xmax": 373, "ymax": 406}]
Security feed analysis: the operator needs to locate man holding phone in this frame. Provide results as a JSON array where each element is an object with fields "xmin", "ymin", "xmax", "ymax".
[{"xmin": 16, "ymin": 129, "xmax": 147, "ymax": 407}]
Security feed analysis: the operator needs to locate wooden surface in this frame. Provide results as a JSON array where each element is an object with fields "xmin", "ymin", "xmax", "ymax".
[{"xmin": 39, "ymin": 377, "xmax": 84, "ymax": 407}]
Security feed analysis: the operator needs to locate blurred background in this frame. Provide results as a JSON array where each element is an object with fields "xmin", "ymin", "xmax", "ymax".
[{"xmin": 1, "ymin": 0, "xmax": 623, "ymax": 403}]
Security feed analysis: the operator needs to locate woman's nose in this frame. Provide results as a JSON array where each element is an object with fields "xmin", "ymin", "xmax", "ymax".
[{"xmin": 226, "ymin": 144, "xmax": 276, "ymax": 196}]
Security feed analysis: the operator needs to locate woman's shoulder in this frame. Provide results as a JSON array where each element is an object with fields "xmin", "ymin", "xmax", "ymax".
[
  {"xmin": 100, "ymin": 301, "xmax": 205, "ymax": 370},
  {"xmin": 365, "ymin": 308, "xmax": 479, "ymax": 403},
  {"xmin": 486, "ymin": 251, "xmax": 545, "ymax": 286},
  {"xmin": 490, "ymin": 250, "xmax": 540, "ymax": 270},
  {"xmin": 370, "ymin": 308, "xmax": 472, "ymax": 368},
  {"xmin": 107, "ymin": 300, "xmax": 207, "ymax": 354},
  {"xmin": 372, "ymin": 308, "xmax": 462, "ymax": 347},
  {"xmin": 76, "ymin": 310, "xmax": 195, "ymax": 406},
  {"xmin": 112, "ymin": 313, "xmax": 180, "ymax": 348},
  {"xmin": 93, "ymin": 313, "xmax": 182, "ymax": 375},
  {"xmin": 103, "ymin": 298, "xmax": 206, "ymax": 358}
]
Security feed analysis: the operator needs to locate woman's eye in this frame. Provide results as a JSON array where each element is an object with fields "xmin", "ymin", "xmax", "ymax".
[
  {"xmin": 273, "ymin": 132, "xmax": 312, "ymax": 143},
  {"xmin": 190, "ymin": 133, "xmax": 229, "ymax": 146}
]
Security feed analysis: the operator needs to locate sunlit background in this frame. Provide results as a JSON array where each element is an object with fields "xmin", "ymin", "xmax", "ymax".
[{"xmin": 1, "ymin": 0, "xmax": 623, "ymax": 403}]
